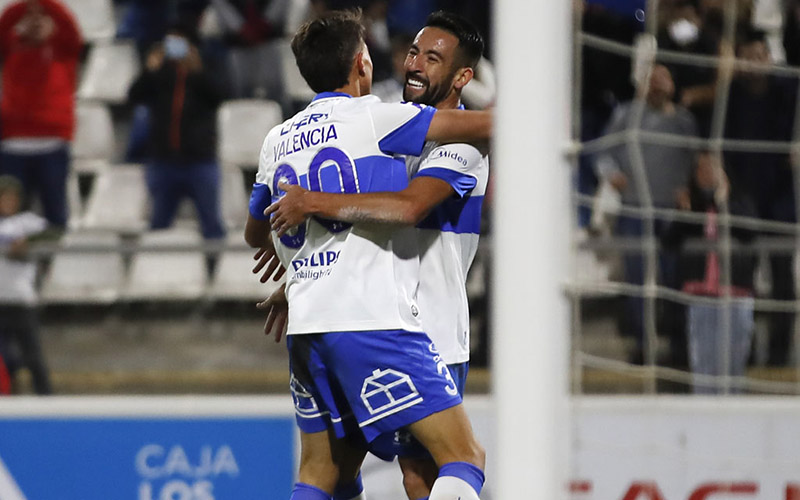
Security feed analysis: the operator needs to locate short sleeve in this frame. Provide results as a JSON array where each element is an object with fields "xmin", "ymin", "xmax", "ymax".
[
  {"xmin": 250, "ymin": 134, "xmax": 274, "ymax": 220},
  {"xmin": 413, "ymin": 144, "xmax": 483, "ymax": 198},
  {"xmin": 371, "ymin": 102, "xmax": 437, "ymax": 156},
  {"xmin": 249, "ymin": 183, "xmax": 272, "ymax": 220}
]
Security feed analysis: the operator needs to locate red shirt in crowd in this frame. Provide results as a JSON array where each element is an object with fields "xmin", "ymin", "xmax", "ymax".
[{"xmin": 0, "ymin": 0, "xmax": 82, "ymax": 141}]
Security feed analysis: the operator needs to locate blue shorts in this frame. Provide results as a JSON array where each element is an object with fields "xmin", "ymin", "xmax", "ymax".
[
  {"xmin": 287, "ymin": 330, "xmax": 463, "ymax": 443},
  {"xmin": 369, "ymin": 362, "xmax": 468, "ymax": 461}
]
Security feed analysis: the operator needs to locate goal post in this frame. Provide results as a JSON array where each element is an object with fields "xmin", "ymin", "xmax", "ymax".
[{"xmin": 492, "ymin": 0, "xmax": 573, "ymax": 499}]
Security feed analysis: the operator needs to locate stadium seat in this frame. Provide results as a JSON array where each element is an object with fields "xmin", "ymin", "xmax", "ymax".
[
  {"xmin": 63, "ymin": 0, "xmax": 115, "ymax": 42},
  {"xmin": 81, "ymin": 164, "xmax": 148, "ymax": 234},
  {"xmin": 208, "ymin": 233, "xmax": 281, "ymax": 302},
  {"xmin": 72, "ymin": 101, "xmax": 115, "ymax": 175},
  {"xmin": 278, "ymin": 38, "xmax": 316, "ymax": 106},
  {"xmin": 66, "ymin": 171, "xmax": 83, "ymax": 230},
  {"xmin": 123, "ymin": 228, "xmax": 208, "ymax": 301},
  {"xmin": 217, "ymin": 99, "xmax": 283, "ymax": 170},
  {"xmin": 40, "ymin": 230, "xmax": 125, "ymax": 305},
  {"xmin": 286, "ymin": 0, "xmax": 312, "ymax": 35},
  {"xmin": 221, "ymin": 168, "xmax": 249, "ymax": 230},
  {"xmin": 77, "ymin": 40, "xmax": 141, "ymax": 104}
]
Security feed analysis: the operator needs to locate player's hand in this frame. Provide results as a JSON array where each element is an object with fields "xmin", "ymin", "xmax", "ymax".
[
  {"xmin": 252, "ymin": 246, "xmax": 286, "ymax": 283},
  {"xmin": 256, "ymin": 284, "xmax": 288, "ymax": 343},
  {"xmin": 264, "ymin": 183, "xmax": 311, "ymax": 237}
]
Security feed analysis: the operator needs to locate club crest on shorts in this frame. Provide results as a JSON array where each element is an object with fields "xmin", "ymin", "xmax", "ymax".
[
  {"xmin": 290, "ymin": 374, "xmax": 321, "ymax": 417},
  {"xmin": 360, "ymin": 368, "xmax": 423, "ymax": 417}
]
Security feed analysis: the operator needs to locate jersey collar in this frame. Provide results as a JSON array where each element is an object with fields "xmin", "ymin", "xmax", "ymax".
[{"xmin": 312, "ymin": 92, "xmax": 353, "ymax": 101}]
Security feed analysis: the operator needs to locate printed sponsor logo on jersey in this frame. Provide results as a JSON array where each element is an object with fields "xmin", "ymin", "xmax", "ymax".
[
  {"xmin": 433, "ymin": 148, "xmax": 468, "ymax": 166},
  {"xmin": 360, "ymin": 368, "xmax": 422, "ymax": 417},
  {"xmin": 274, "ymin": 124, "xmax": 339, "ymax": 162},
  {"xmin": 279, "ymin": 113, "xmax": 329, "ymax": 135},
  {"xmin": 291, "ymin": 251, "xmax": 341, "ymax": 281}
]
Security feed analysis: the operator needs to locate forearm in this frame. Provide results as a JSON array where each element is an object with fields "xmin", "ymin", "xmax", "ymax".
[
  {"xmin": 427, "ymin": 109, "xmax": 492, "ymax": 144},
  {"xmin": 304, "ymin": 191, "xmax": 420, "ymax": 226},
  {"xmin": 41, "ymin": 0, "xmax": 82, "ymax": 53},
  {"xmin": 244, "ymin": 216, "xmax": 275, "ymax": 248},
  {"xmin": 0, "ymin": 3, "xmax": 27, "ymax": 53}
]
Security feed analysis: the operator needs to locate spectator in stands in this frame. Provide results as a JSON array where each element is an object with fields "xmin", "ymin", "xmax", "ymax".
[
  {"xmin": 116, "ymin": 0, "xmax": 173, "ymax": 58},
  {"xmin": 0, "ymin": 0, "xmax": 82, "ymax": 229},
  {"xmin": 724, "ymin": 28, "xmax": 797, "ymax": 366},
  {"xmin": 595, "ymin": 63, "xmax": 698, "ymax": 366},
  {"xmin": 210, "ymin": 0, "xmax": 288, "ymax": 100},
  {"xmin": 128, "ymin": 24, "xmax": 227, "ymax": 241},
  {"xmin": 579, "ymin": 0, "xmax": 638, "ymax": 227},
  {"xmin": 0, "ymin": 176, "xmax": 52, "ymax": 395},
  {"xmin": 662, "ymin": 152, "xmax": 756, "ymax": 393},
  {"xmin": 783, "ymin": 0, "xmax": 800, "ymax": 66},
  {"xmin": 657, "ymin": 0, "xmax": 722, "ymax": 137}
]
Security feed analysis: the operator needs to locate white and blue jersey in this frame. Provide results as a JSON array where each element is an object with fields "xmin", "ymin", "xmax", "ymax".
[
  {"xmin": 250, "ymin": 92, "xmax": 437, "ymax": 336},
  {"xmin": 249, "ymin": 92, "xmax": 464, "ymax": 439},
  {"xmin": 406, "ymin": 140, "xmax": 489, "ymax": 364}
]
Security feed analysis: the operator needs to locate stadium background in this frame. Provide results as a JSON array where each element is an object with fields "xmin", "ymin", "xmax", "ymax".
[{"xmin": 1, "ymin": 0, "xmax": 800, "ymax": 499}]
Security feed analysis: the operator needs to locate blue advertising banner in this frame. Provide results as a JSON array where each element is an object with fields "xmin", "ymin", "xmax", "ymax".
[{"xmin": 0, "ymin": 412, "xmax": 295, "ymax": 500}]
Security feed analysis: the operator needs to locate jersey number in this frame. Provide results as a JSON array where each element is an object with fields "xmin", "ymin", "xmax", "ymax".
[{"xmin": 272, "ymin": 147, "xmax": 358, "ymax": 248}]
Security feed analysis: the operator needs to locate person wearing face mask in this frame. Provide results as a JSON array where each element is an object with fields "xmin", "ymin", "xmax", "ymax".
[
  {"xmin": 0, "ymin": 0, "xmax": 82, "ymax": 229},
  {"xmin": 595, "ymin": 63, "xmax": 698, "ymax": 368},
  {"xmin": 128, "ymin": 24, "xmax": 228, "ymax": 242},
  {"xmin": 658, "ymin": 1, "xmax": 722, "ymax": 137},
  {"xmin": 661, "ymin": 151, "xmax": 757, "ymax": 392}
]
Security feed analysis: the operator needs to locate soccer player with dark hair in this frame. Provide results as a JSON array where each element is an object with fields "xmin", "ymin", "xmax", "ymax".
[
  {"xmin": 245, "ymin": 9, "xmax": 490, "ymax": 500},
  {"xmin": 267, "ymin": 11, "xmax": 489, "ymax": 498}
]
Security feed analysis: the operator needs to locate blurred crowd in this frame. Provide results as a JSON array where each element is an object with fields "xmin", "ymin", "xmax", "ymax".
[
  {"xmin": 582, "ymin": 0, "xmax": 800, "ymax": 380},
  {"xmin": 0, "ymin": 0, "xmax": 495, "ymax": 394}
]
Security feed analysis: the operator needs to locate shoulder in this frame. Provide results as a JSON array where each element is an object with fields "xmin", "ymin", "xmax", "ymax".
[{"xmin": 424, "ymin": 143, "xmax": 484, "ymax": 170}]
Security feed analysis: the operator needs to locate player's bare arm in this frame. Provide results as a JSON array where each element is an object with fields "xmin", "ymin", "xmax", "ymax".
[
  {"xmin": 266, "ymin": 176, "xmax": 455, "ymax": 237},
  {"xmin": 426, "ymin": 108, "xmax": 492, "ymax": 144}
]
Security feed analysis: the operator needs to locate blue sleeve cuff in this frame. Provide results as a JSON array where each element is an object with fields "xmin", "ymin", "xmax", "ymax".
[
  {"xmin": 378, "ymin": 106, "xmax": 436, "ymax": 156},
  {"xmin": 249, "ymin": 183, "xmax": 272, "ymax": 220},
  {"xmin": 415, "ymin": 168, "xmax": 477, "ymax": 198}
]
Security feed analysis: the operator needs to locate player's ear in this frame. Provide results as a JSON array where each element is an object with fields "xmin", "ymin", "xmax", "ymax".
[
  {"xmin": 355, "ymin": 51, "xmax": 367, "ymax": 77},
  {"xmin": 453, "ymin": 66, "xmax": 474, "ymax": 91}
]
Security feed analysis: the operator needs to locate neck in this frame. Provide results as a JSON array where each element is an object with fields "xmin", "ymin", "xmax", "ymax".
[
  {"xmin": 435, "ymin": 91, "xmax": 462, "ymax": 110},
  {"xmin": 333, "ymin": 79, "xmax": 364, "ymax": 98}
]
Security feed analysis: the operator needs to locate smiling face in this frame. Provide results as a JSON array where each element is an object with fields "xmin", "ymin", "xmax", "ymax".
[{"xmin": 402, "ymin": 26, "xmax": 461, "ymax": 106}]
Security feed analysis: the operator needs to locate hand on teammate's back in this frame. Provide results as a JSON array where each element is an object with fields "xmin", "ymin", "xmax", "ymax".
[
  {"xmin": 265, "ymin": 183, "xmax": 312, "ymax": 237},
  {"xmin": 252, "ymin": 246, "xmax": 286, "ymax": 283}
]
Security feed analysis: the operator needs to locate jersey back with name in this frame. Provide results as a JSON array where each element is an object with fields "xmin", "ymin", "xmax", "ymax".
[
  {"xmin": 406, "ymin": 140, "xmax": 489, "ymax": 364},
  {"xmin": 252, "ymin": 92, "xmax": 436, "ymax": 335}
]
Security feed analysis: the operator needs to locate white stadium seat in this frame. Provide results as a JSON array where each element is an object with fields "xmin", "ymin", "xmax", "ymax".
[
  {"xmin": 278, "ymin": 38, "xmax": 316, "ymax": 106},
  {"xmin": 66, "ymin": 171, "xmax": 83, "ymax": 230},
  {"xmin": 81, "ymin": 164, "xmax": 148, "ymax": 234},
  {"xmin": 63, "ymin": 0, "xmax": 115, "ymax": 42},
  {"xmin": 208, "ymin": 233, "xmax": 281, "ymax": 301},
  {"xmin": 72, "ymin": 101, "xmax": 115, "ymax": 174},
  {"xmin": 217, "ymin": 99, "xmax": 283, "ymax": 169},
  {"xmin": 123, "ymin": 228, "xmax": 208, "ymax": 301},
  {"xmin": 221, "ymin": 168, "xmax": 249, "ymax": 230},
  {"xmin": 78, "ymin": 40, "xmax": 141, "ymax": 104},
  {"xmin": 40, "ymin": 230, "xmax": 125, "ymax": 305}
]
